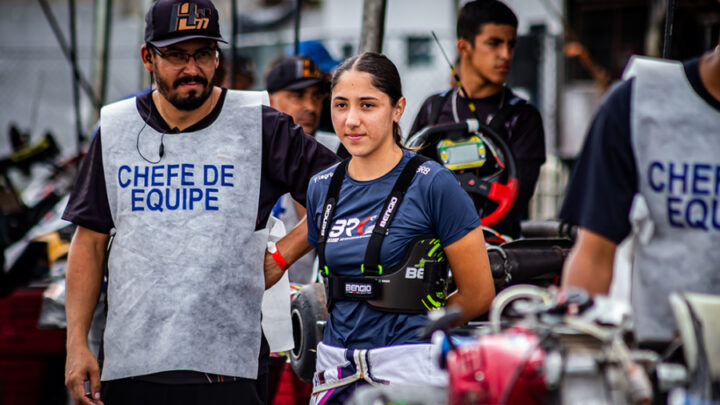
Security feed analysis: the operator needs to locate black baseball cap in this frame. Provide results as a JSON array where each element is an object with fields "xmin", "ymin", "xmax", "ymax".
[
  {"xmin": 266, "ymin": 56, "xmax": 328, "ymax": 94},
  {"xmin": 145, "ymin": 0, "xmax": 227, "ymax": 48}
]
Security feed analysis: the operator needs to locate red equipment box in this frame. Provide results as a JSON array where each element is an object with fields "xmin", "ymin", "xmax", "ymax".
[{"xmin": 0, "ymin": 287, "xmax": 67, "ymax": 405}]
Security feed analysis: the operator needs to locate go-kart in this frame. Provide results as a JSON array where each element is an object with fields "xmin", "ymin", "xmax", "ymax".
[{"xmin": 344, "ymin": 285, "xmax": 720, "ymax": 405}]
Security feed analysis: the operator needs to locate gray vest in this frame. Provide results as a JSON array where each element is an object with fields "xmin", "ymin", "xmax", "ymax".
[
  {"xmin": 627, "ymin": 57, "xmax": 720, "ymax": 343},
  {"xmin": 100, "ymin": 90, "xmax": 267, "ymax": 380}
]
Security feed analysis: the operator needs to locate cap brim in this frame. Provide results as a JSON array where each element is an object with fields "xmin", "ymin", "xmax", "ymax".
[
  {"xmin": 150, "ymin": 34, "xmax": 228, "ymax": 48},
  {"xmin": 283, "ymin": 77, "xmax": 327, "ymax": 91}
]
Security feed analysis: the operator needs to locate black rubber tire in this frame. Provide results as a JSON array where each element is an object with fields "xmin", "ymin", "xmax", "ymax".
[{"xmin": 289, "ymin": 282, "xmax": 329, "ymax": 384}]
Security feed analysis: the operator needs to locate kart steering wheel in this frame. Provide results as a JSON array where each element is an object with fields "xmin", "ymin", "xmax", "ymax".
[{"xmin": 406, "ymin": 119, "xmax": 518, "ymax": 228}]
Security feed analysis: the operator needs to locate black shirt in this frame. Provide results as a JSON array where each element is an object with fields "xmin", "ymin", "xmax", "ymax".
[
  {"xmin": 410, "ymin": 87, "xmax": 546, "ymax": 237},
  {"xmin": 62, "ymin": 88, "xmax": 340, "ymax": 382},
  {"xmin": 559, "ymin": 58, "xmax": 720, "ymax": 243}
]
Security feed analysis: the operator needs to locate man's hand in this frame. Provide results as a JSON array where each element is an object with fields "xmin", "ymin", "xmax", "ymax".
[
  {"xmin": 65, "ymin": 226, "xmax": 108, "ymax": 404},
  {"xmin": 264, "ymin": 250, "xmax": 285, "ymax": 289},
  {"xmin": 65, "ymin": 345, "xmax": 104, "ymax": 405}
]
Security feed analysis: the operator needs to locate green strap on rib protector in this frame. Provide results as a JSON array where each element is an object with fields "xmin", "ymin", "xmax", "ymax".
[
  {"xmin": 360, "ymin": 264, "xmax": 383, "ymax": 275},
  {"xmin": 422, "ymin": 294, "xmax": 444, "ymax": 311}
]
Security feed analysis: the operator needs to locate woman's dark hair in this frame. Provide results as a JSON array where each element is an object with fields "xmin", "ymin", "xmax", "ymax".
[{"xmin": 331, "ymin": 52, "xmax": 407, "ymax": 149}]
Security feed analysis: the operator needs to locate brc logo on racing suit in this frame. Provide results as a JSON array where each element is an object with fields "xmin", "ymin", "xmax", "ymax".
[{"xmin": 328, "ymin": 216, "xmax": 376, "ymax": 240}]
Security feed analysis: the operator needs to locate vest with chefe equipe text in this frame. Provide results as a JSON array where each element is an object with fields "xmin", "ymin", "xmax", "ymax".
[
  {"xmin": 100, "ymin": 90, "xmax": 268, "ymax": 380},
  {"xmin": 625, "ymin": 56, "xmax": 720, "ymax": 344}
]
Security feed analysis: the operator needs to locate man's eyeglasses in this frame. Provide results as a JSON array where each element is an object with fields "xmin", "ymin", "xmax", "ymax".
[{"xmin": 150, "ymin": 45, "xmax": 218, "ymax": 67}]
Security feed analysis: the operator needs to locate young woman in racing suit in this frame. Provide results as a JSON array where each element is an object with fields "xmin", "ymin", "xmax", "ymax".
[{"xmin": 305, "ymin": 52, "xmax": 496, "ymax": 404}]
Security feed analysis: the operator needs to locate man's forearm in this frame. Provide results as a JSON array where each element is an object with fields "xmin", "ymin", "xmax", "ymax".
[
  {"xmin": 65, "ymin": 227, "xmax": 109, "ymax": 349},
  {"xmin": 562, "ymin": 228, "xmax": 617, "ymax": 296}
]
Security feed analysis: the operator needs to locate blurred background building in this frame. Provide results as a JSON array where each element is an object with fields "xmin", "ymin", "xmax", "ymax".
[
  {"xmin": 0, "ymin": 1, "xmax": 719, "ymax": 404},
  {"xmin": 0, "ymin": 0, "xmax": 719, "ymax": 218}
]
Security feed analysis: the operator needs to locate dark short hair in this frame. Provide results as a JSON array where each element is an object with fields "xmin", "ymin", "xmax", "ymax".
[
  {"xmin": 457, "ymin": 0, "xmax": 518, "ymax": 43},
  {"xmin": 331, "ymin": 52, "xmax": 406, "ymax": 148}
]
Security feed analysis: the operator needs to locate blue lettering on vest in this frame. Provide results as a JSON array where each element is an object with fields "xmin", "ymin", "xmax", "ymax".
[
  {"xmin": 131, "ymin": 189, "xmax": 145, "ymax": 211},
  {"xmin": 686, "ymin": 198, "xmax": 708, "ymax": 230},
  {"xmin": 118, "ymin": 166, "xmax": 131, "ymax": 188},
  {"xmin": 204, "ymin": 165, "xmax": 219, "ymax": 186},
  {"xmin": 188, "ymin": 188, "xmax": 203, "ymax": 209},
  {"xmin": 181, "ymin": 164, "xmax": 195, "ymax": 186},
  {"xmin": 134, "ymin": 166, "xmax": 149, "ymax": 187},
  {"xmin": 221, "ymin": 165, "xmax": 234, "ymax": 186},
  {"xmin": 206, "ymin": 188, "xmax": 219, "ymax": 210},
  {"xmin": 151, "ymin": 166, "xmax": 164, "ymax": 187},
  {"xmin": 648, "ymin": 161, "xmax": 664, "ymax": 192},
  {"xmin": 167, "ymin": 164, "xmax": 180, "ymax": 186},
  {"xmin": 147, "ymin": 188, "xmax": 164, "ymax": 212},
  {"xmin": 667, "ymin": 197, "xmax": 684, "ymax": 228},
  {"xmin": 165, "ymin": 188, "xmax": 180, "ymax": 210},
  {"xmin": 668, "ymin": 163, "xmax": 688, "ymax": 194},
  {"xmin": 692, "ymin": 164, "xmax": 711, "ymax": 195}
]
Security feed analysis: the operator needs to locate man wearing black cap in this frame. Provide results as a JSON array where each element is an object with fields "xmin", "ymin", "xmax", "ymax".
[
  {"xmin": 266, "ymin": 56, "xmax": 330, "ymax": 138},
  {"xmin": 61, "ymin": 0, "xmax": 339, "ymax": 404}
]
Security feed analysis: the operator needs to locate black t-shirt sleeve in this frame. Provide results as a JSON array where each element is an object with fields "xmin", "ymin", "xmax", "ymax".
[
  {"xmin": 509, "ymin": 103, "xmax": 546, "ymax": 222},
  {"xmin": 509, "ymin": 105, "xmax": 546, "ymax": 162},
  {"xmin": 62, "ymin": 131, "xmax": 114, "ymax": 233},
  {"xmin": 409, "ymin": 95, "xmax": 436, "ymax": 136},
  {"xmin": 261, "ymin": 106, "xmax": 340, "ymax": 209},
  {"xmin": 559, "ymin": 79, "xmax": 637, "ymax": 243}
]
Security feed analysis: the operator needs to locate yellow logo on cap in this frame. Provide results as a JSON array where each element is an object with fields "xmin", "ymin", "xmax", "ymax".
[
  {"xmin": 170, "ymin": 3, "xmax": 210, "ymax": 32},
  {"xmin": 302, "ymin": 59, "xmax": 322, "ymax": 78}
]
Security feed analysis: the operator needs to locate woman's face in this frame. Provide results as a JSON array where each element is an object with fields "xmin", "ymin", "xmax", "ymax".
[{"xmin": 331, "ymin": 70, "xmax": 405, "ymax": 159}]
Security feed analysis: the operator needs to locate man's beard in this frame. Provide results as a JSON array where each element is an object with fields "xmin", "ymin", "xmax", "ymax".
[{"xmin": 156, "ymin": 70, "xmax": 215, "ymax": 111}]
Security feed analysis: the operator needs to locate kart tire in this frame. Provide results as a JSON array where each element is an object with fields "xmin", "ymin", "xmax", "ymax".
[{"xmin": 290, "ymin": 282, "xmax": 328, "ymax": 384}]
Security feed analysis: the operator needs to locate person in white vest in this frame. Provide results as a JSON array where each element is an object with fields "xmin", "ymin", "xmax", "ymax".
[
  {"xmin": 265, "ymin": 55, "xmax": 350, "ymax": 283},
  {"xmin": 61, "ymin": 0, "xmax": 339, "ymax": 404},
  {"xmin": 559, "ymin": 41, "xmax": 720, "ymax": 348}
]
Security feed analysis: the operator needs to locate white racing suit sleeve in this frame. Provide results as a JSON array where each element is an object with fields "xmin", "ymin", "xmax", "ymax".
[{"xmin": 310, "ymin": 341, "xmax": 448, "ymax": 405}]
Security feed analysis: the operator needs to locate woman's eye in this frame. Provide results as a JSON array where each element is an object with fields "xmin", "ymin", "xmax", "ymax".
[
  {"xmin": 334, "ymin": 102, "xmax": 346, "ymax": 109},
  {"xmin": 362, "ymin": 103, "xmax": 374, "ymax": 109}
]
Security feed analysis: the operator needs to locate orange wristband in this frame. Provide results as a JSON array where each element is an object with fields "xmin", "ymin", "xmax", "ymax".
[{"xmin": 267, "ymin": 241, "xmax": 289, "ymax": 271}]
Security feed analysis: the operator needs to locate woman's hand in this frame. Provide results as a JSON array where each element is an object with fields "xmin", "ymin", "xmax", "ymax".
[
  {"xmin": 444, "ymin": 226, "xmax": 495, "ymax": 325},
  {"xmin": 264, "ymin": 250, "xmax": 286, "ymax": 289},
  {"xmin": 264, "ymin": 216, "xmax": 314, "ymax": 289}
]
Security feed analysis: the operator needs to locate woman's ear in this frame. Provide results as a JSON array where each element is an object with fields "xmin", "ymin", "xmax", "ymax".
[{"xmin": 393, "ymin": 96, "xmax": 407, "ymax": 122}]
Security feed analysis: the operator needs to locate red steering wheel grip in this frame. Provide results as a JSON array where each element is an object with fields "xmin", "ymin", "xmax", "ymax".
[{"xmin": 481, "ymin": 178, "xmax": 519, "ymax": 227}]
